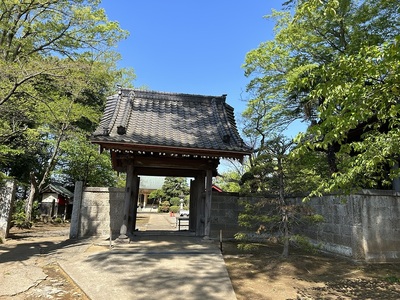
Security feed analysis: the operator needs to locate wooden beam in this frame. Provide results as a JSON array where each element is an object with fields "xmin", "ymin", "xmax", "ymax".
[
  {"xmin": 94, "ymin": 141, "xmax": 249, "ymax": 160},
  {"xmin": 134, "ymin": 167, "xmax": 205, "ymax": 177},
  {"xmin": 134, "ymin": 156, "xmax": 219, "ymax": 170}
]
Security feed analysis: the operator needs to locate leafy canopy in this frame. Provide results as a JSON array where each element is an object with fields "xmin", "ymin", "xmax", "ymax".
[
  {"xmin": 0, "ymin": 0, "xmax": 135, "ymax": 192},
  {"xmin": 243, "ymin": 0, "xmax": 400, "ymax": 197}
]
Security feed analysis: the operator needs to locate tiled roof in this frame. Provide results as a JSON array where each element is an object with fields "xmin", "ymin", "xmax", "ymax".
[
  {"xmin": 41, "ymin": 184, "xmax": 74, "ymax": 199},
  {"xmin": 91, "ymin": 89, "xmax": 251, "ymax": 158}
]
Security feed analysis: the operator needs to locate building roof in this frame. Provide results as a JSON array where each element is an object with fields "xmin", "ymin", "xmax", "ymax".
[
  {"xmin": 91, "ymin": 89, "xmax": 251, "ymax": 160},
  {"xmin": 41, "ymin": 184, "xmax": 74, "ymax": 199},
  {"xmin": 139, "ymin": 176, "xmax": 165, "ymax": 190}
]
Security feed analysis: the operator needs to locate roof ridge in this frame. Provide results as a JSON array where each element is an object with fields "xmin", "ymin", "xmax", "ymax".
[{"xmin": 118, "ymin": 88, "xmax": 227, "ymax": 100}]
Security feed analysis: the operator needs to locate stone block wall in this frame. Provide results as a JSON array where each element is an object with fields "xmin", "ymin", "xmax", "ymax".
[
  {"xmin": 74, "ymin": 185, "xmax": 400, "ymax": 262},
  {"xmin": 210, "ymin": 190, "xmax": 400, "ymax": 262},
  {"xmin": 210, "ymin": 192, "xmax": 241, "ymax": 239},
  {"xmin": 299, "ymin": 190, "xmax": 400, "ymax": 262},
  {"xmin": 79, "ymin": 187, "xmax": 124, "ymax": 237}
]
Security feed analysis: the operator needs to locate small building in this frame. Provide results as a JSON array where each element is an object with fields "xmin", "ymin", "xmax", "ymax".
[
  {"xmin": 138, "ymin": 176, "xmax": 165, "ymax": 208},
  {"xmin": 40, "ymin": 184, "xmax": 74, "ymax": 220}
]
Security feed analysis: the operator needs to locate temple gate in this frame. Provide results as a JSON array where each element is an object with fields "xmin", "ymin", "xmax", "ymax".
[{"xmin": 90, "ymin": 88, "xmax": 251, "ymax": 240}]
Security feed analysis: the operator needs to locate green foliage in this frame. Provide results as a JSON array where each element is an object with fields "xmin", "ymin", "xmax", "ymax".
[
  {"xmin": 237, "ymin": 242, "xmax": 260, "ymax": 252},
  {"xmin": 169, "ymin": 197, "xmax": 181, "ymax": 207},
  {"xmin": 0, "ymin": 0, "xmax": 135, "ymax": 199},
  {"xmin": 55, "ymin": 130, "xmax": 117, "ymax": 187},
  {"xmin": 158, "ymin": 201, "xmax": 170, "ymax": 213},
  {"xmin": 214, "ymin": 170, "xmax": 241, "ymax": 192},
  {"xmin": 160, "ymin": 177, "xmax": 189, "ymax": 203},
  {"xmin": 291, "ymin": 234, "xmax": 320, "ymax": 254},
  {"xmin": 301, "ymin": 214, "xmax": 324, "ymax": 224},
  {"xmin": 169, "ymin": 206, "xmax": 180, "ymax": 213},
  {"xmin": 243, "ymin": 0, "xmax": 400, "ymax": 196},
  {"xmin": 237, "ymin": 196, "xmax": 322, "ymax": 256},
  {"xmin": 149, "ymin": 189, "xmax": 165, "ymax": 201},
  {"xmin": 53, "ymin": 217, "xmax": 63, "ymax": 224},
  {"xmin": 238, "ymin": 198, "xmax": 281, "ymax": 230},
  {"xmin": 238, "ymin": 135, "xmax": 318, "ymax": 195},
  {"xmin": 384, "ymin": 276, "xmax": 400, "ymax": 284},
  {"xmin": 12, "ymin": 212, "xmax": 32, "ymax": 229}
]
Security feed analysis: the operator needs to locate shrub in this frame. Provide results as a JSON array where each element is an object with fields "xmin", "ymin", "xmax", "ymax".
[
  {"xmin": 169, "ymin": 206, "xmax": 179, "ymax": 213},
  {"xmin": 53, "ymin": 217, "xmax": 63, "ymax": 224},
  {"xmin": 12, "ymin": 212, "xmax": 32, "ymax": 229},
  {"xmin": 159, "ymin": 200, "xmax": 170, "ymax": 212},
  {"xmin": 291, "ymin": 235, "xmax": 320, "ymax": 254}
]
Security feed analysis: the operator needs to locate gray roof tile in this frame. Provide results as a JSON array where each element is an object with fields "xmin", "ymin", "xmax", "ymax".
[{"xmin": 91, "ymin": 89, "xmax": 251, "ymax": 158}]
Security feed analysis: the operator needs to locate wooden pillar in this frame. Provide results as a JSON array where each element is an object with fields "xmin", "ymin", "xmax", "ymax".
[
  {"xmin": 196, "ymin": 172, "xmax": 206, "ymax": 236},
  {"xmin": 204, "ymin": 169, "xmax": 213, "ymax": 238},
  {"xmin": 189, "ymin": 179, "xmax": 196, "ymax": 232},
  {"xmin": 119, "ymin": 164, "xmax": 134, "ymax": 238},
  {"xmin": 128, "ymin": 175, "xmax": 140, "ymax": 234}
]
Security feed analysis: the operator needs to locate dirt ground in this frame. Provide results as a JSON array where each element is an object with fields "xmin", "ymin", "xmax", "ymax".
[
  {"xmin": 222, "ymin": 242, "xmax": 400, "ymax": 300},
  {"xmin": 1, "ymin": 222, "xmax": 400, "ymax": 300}
]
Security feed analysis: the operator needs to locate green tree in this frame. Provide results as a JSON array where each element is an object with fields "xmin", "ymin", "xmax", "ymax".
[
  {"xmin": 243, "ymin": 0, "xmax": 400, "ymax": 197},
  {"xmin": 148, "ymin": 189, "xmax": 165, "ymax": 202},
  {"xmin": 160, "ymin": 177, "xmax": 189, "ymax": 205},
  {"xmin": 0, "ymin": 0, "xmax": 135, "ymax": 220},
  {"xmin": 215, "ymin": 160, "xmax": 247, "ymax": 193},
  {"xmin": 55, "ymin": 130, "xmax": 117, "ymax": 187},
  {"xmin": 214, "ymin": 170, "xmax": 241, "ymax": 193},
  {"xmin": 237, "ymin": 135, "xmax": 323, "ymax": 257},
  {"xmin": 0, "ymin": 0, "xmax": 128, "ymax": 106}
]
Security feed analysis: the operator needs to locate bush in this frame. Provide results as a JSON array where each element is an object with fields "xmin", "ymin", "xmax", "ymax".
[
  {"xmin": 53, "ymin": 217, "xmax": 63, "ymax": 224},
  {"xmin": 159, "ymin": 200, "xmax": 170, "ymax": 212},
  {"xmin": 291, "ymin": 235, "xmax": 320, "ymax": 254},
  {"xmin": 169, "ymin": 206, "xmax": 179, "ymax": 213},
  {"xmin": 12, "ymin": 212, "xmax": 32, "ymax": 229}
]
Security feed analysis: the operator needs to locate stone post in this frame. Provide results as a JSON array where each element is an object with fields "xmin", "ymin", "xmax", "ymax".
[
  {"xmin": 0, "ymin": 180, "xmax": 16, "ymax": 240},
  {"xmin": 70, "ymin": 181, "xmax": 83, "ymax": 239}
]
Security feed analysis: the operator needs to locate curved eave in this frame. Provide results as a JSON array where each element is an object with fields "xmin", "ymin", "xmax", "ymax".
[{"xmin": 92, "ymin": 139, "xmax": 251, "ymax": 161}]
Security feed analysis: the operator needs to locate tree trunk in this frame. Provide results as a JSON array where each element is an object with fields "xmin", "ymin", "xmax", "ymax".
[
  {"xmin": 278, "ymin": 155, "xmax": 289, "ymax": 257},
  {"xmin": 38, "ymin": 123, "xmax": 68, "ymax": 192},
  {"xmin": 282, "ymin": 209, "xmax": 289, "ymax": 258},
  {"xmin": 25, "ymin": 172, "xmax": 38, "ymax": 222},
  {"xmin": 26, "ymin": 123, "xmax": 67, "ymax": 221}
]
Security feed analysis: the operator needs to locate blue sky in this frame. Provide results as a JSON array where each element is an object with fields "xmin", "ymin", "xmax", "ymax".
[{"xmin": 100, "ymin": 0, "xmax": 285, "ymax": 121}]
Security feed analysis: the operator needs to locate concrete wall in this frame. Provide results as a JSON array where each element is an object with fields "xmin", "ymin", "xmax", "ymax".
[
  {"xmin": 298, "ymin": 190, "xmax": 400, "ymax": 262},
  {"xmin": 76, "ymin": 188, "xmax": 236, "ymax": 238},
  {"xmin": 0, "ymin": 180, "xmax": 16, "ymax": 240},
  {"xmin": 74, "ymin": 186, "xmax": 400, "ymax": 262},
  {"xmin": 210, "ymin": 190, "xmax": 400, "ymax": 262},
  {"xmin": 210, "ymin": 192, "xmax": 241, "ymax": 239},
  {"xmin": 78, "ymin": 187, "xmax": 125, "ymax": 238}
]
